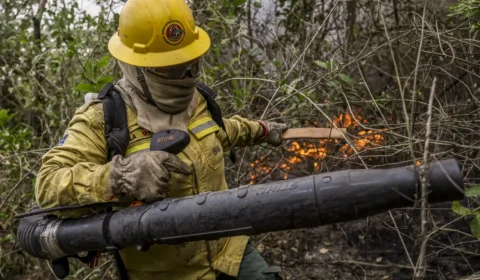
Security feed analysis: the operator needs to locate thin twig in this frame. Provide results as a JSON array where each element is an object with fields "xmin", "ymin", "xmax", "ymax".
[
  {"xmin": 100, "ymin": 262, "xmax": 114, "ymax": 280},
  {"xmin": 0, "ymin": 148, "xmax": 49, "ymax": 162},
  {"xmin": 410, "ymin": 1, "xmax": 428, "ymax": 136},
  {"xmin": 389, "ymin": 210, "xmax": 417, "ymax": 274},
  {"xmin": 0, "ymin": 248, "xmax": 23, "ymax": 259},
  {"xmin": 328, "ymin": 259, "xmax": 437, "ymax": 273},
  {"xmin": 414, "ymin": 77, "xmax": 437, "ymax": 279},
  {"xmin": 381, "ymin": 14, "xmax": 416, "ymax": 163},
  {"xmin": 0, "ymin": 157, "xmax": 42, "ymax": 210},
  {"xmin": 82, "ymin": 260, "xmax": 113, "ymax": 280}
]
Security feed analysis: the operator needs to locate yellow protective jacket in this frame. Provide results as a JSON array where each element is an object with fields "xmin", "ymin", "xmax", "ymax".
[{"xmin": 35, "ymin": 90, "xmax": 264, "ymax": 280}]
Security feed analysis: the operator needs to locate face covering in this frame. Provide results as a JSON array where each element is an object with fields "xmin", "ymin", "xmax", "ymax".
[{"xmin": 115, "ymin": 61, "xmax": 199, "ymax": 133}]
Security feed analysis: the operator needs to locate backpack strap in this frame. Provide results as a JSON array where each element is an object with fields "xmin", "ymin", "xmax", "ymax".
[
  {"xmin": 97, "ymin": 83, "xmax": 130, "ymax": 161},
  {"xmin": 196, "ymin": 82, "xmax": 236, "ymax": 164},
  {"xmin": 96, "ymin": 84, "xmax": 130, "ymax": 279}
]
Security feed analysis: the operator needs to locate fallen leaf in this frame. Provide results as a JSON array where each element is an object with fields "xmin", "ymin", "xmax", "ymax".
[
  {"xmin": 323, "ymin": 240, "xmax": 332, "ymax": 246},
  {"xmin": 256, "ymin": 243, "xmax": 265, "ymax": 253},
  {"xmin": 304, "ymin": 253, "xmax": 313, "ymax": 261}
]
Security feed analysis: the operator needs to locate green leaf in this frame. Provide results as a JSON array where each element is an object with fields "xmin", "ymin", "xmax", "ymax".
[
  {"xmin": 220, "ymin": 38, "xmax": 231, "ymax": 45},
  {"xmin": 273, "ymin": 59, "xmax": 283, "ymax": 69},
  {"xmin": 225, "ymin": 16, "xmax": 237, "ymax": 25},
  {"xmin": 85, "ymin": 60, "xmax": 95, "ymax": 81},
  {"xmin": 339, "ymin": 73, "xmax": 356, "ymax": 85},
  {"xmin": 353, "ymin": 24, "xmax": 360, "ymax": 37},
  {"xmin": 466, "ymin": 184, "xmax": 480, "ymax": 197},
  {"xmin": 96, "ymin": 55, "xmax": 111, "ymax": 69},
  {"xmin": 0, "ymin": 234, "xmax": 13, "ymax": 243},
  {"xmin": 0, "ymin": 109, "xmax": 14, "ymax": 127},
  {"xmin": 253, "ymin": 1, "xmax": 262, "ymax": 8},
  {"xmin": 471, "ymin": 215, "xmax": 480, "ymax": 239},
  {"xmin": 314, "ymin": 60, "xmax": 329, "ymax": 70},
  {"xmin": 286, "ymin": 77, "xmax": 304, "ymax": 94},
  {"xmin": 96, "ymin": 76, "xmax": 114, "ymax": 88},
  {"xmin": 66, "ymin": 49, "xmax": 74, "ymax": 58},
  {"xmin": 32, "ymin": 53, "xmax": 44, "ymax": 66},
  {"xmin": 452, "ymin": 200, "xmax": 472, "ymax": 216},
  {"xmin": 72, "ymin": 267, "xmax": 86, "ymax": 277},
  {"xmin": 232, "ymin": 0, "xmax": 247, "ymax": 6},
  {"xmin": 289, "ymin": 77, "xmax": 304, "ymax": 87},
  {"xmin": 327, "ymin": 59, "xmax": 334, "ymax": 71},
  {"xmin": 75, "ymin": 83, "xmax": 97, "ymax": 93}
]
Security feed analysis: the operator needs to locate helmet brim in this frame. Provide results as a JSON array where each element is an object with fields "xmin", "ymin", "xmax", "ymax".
[{"xmin": 108, "ymin": 27, "xmax": 211, "ymax": 68}]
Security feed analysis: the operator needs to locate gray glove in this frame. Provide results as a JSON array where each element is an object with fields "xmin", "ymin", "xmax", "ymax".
[
  {"xmin": 257, "ymin": 121, "xmax": 288, "ymax": 147},
  {"xmin": 109, "ymin": 151, "xmax": 191, "ymax": 202}
]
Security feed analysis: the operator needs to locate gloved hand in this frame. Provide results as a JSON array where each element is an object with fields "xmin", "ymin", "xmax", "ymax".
[
  {"xmin": 256, "ymin": 121, "xmax": 288, "ymax": 147},
  {"xmin": 109, "ymin": 151, "xmax": 191, "ymax": 202}
]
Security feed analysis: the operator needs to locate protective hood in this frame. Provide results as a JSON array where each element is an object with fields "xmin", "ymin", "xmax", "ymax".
[{"xmin": 115, "ymin": 61, "xmax": 198, "ymax": 133}]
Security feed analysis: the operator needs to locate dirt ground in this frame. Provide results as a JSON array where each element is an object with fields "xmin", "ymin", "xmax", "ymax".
[{"xmin": 257, "ymin": 202, "xmax": 480, "ymax": 280}]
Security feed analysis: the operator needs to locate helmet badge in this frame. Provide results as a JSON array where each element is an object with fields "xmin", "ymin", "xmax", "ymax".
[{"xmin": 163, "ymin": 21, "xmax": 185, "ymax": 45}]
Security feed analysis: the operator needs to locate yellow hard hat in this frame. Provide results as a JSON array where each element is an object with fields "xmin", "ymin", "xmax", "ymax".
[{"xmin": 108, "ymin": 0, "xmax": 211, "ymax": 68}]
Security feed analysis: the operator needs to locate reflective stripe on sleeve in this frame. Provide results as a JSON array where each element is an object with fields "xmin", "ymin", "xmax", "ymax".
[{"xmin": 188, "ymin": 117, "xmax": 220, "ymax": 139}]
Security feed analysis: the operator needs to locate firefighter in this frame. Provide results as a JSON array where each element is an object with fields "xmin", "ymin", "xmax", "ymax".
[{"xmin": 35, "ymin": 0, "xmax": 287, "ymax": 279}]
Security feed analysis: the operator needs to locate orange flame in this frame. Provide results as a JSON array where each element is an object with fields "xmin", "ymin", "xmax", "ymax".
[{"xmin": 248, "ymin": 111, "xmax": 386, "ymax": 184}]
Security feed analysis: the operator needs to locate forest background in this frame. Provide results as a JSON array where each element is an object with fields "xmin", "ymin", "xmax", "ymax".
[{"xmin": 1, "ymin": 0, "xmax": 480, "ymax": 279}]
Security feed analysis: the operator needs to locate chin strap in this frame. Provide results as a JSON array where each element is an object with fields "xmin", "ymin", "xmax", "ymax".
[{"xmin": 135, "ymin": 68, "xmax": 157, "ymax": 106}]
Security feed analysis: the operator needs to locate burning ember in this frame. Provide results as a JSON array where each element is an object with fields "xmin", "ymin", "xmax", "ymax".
[{"xmin": 248, "ymin": 111, "xmax": 386, "ymax": 184}]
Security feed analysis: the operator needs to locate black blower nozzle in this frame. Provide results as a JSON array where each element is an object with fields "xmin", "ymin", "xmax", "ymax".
[{"xmin": 18, "ymin": 159, "xmax": 464, "ymax": 263}]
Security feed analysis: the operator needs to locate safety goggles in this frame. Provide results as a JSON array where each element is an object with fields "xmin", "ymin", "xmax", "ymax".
[{"xmin": 145, "ymin": 60, "xmax": 200, "ymax": 80}]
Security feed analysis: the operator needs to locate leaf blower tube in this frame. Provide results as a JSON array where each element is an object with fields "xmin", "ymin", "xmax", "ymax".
[{"xmin": 18, "ymin": 159, "xmax": 464, "ymax": 261}]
